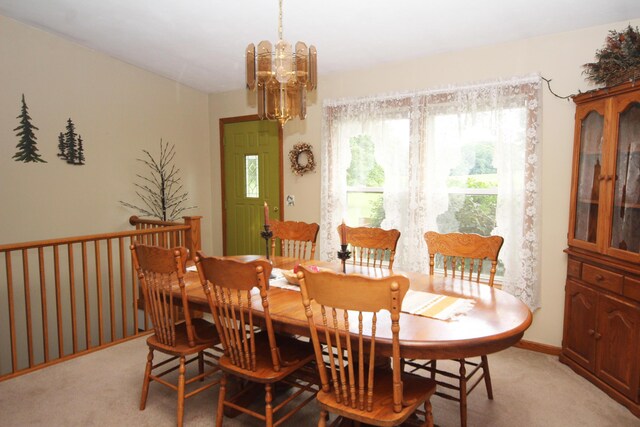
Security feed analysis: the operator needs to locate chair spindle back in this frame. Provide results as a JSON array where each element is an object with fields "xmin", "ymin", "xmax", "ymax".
[
  {"xmin": 339, "ymin": 225, "xmax": 401, "ymax": 269},
  {"xmin": 424, "ymin": 231, "xmax": 504, "ymax": 286},
  {"xmin": 298, "ymin": 266, "xmax": 409, "ymax": 413},
  {"xmin": 195, "ymin": 254, "xmax": 281, "ymax": 371},
  {"xmin": 270, "ymin": 219, "xmax": 320, "ymax": 260},
  {"xmin": 131, "ymin": 243, "xmax": 194, "ymax": 347}
]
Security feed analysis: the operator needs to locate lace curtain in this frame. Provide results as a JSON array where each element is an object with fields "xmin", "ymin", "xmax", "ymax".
[{"xmin": 320, "ymin": 75, "xmax": 542, "ymax": 310}]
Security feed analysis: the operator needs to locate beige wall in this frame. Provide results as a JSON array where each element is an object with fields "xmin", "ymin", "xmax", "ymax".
[
  {"xmin": 2, "ymin": 12, "xmax": 638, "ymax": 348},
  {"xmin": 0, "ymin": 15, "xmax": 214, "ymax": 253},
  {"xmin": 208, "ymin": 18, "xmax": 640, "ymax": 347}
]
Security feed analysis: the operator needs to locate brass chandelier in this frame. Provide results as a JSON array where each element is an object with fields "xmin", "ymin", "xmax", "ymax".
[{"xmin": 246, "ymin": 0, "xmax": 317, "ymax": 126}]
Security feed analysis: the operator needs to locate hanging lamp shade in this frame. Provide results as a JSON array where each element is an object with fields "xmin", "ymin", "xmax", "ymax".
[{"xmin": 246, "ymin": 0, "xmax": 317, "ymax": 126}]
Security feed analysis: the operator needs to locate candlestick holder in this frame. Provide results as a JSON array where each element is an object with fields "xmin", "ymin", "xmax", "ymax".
[
  {"xmin": 260, "ymin": 224, "xmax": 273, "ymax": 261},
  {"xmin": 337, "ymin": 244, "xmax": 351, "ymax": 273}
]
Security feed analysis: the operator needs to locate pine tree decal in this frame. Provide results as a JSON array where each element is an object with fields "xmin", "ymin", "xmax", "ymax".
[
  {"xmin": 57, "ymin": 118, "xmax": 86, "ymax": 165},
  {"xmin": 64, "ymin": 118, "xmax": 77, "ymax": 164},
  {"xmin": 77, "ymin": 135, "xmax": 85, "ymax": 165},
  {"xmin": 13, "ymin": 94, "xmax": 46, "ymax": 163},
  {"xmin": 57, "ymin": 132, "xmax": 67, "ymax": 160}
]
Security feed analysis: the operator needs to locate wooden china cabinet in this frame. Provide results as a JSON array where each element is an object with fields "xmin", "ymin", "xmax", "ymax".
[{"xmin": 562, "ymin": 82, "xmax": 640, "ymax": 417}]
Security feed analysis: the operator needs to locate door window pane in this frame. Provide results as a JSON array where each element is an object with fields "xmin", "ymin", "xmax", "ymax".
[{"xmin": 245, "ymin": 155, "xmax": 259, "ymax": 198}]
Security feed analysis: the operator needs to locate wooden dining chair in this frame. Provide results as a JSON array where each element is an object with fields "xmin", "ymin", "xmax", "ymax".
[
  {"xmin": 270, "ymin": 219, "xmax": 320, "ymax": 260},
  {"xmin": 195, "ymin": 252, "xmax": 318, "ymax": 427},
  {"xmin": 339, "ymin": 225, "xmax": 401, "ymax": 269},
  {"xmin": 298, "ymin": 266, "xmax": 436, "ymax": 427},
  {"xmin": 405, "ymin": 231, "xmax": 504, "ymax": 427},
  {"xmin": 131, "ymin": 243, "xmax": 221, "ymax": 427}
]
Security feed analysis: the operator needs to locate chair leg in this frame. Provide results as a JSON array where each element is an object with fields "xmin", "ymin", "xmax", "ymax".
[
  {"xmin": 198, "ymin": 351, "xmax": 204, "ymax": 381},
  {"xmin": 481, "ymin": 355, "xmax": 493, "ymax": 399},
  {"xmin": 265, "ymin": 383, "xmax": 273, "ymax": 427},
  {"xmin": 423, "ymin": 400, "xmax": 434, "ymax": 427},
  {"xmin": 459, "ymin": 359, "xmax": 467, "ymax": 427},
  {"xmin": 140, "ymin": 348, "xmax": 154, "ymax": 410},
  {"xmin": 216, "ymin": 374, "xmax": 227, "ymax": 427},
  {"xmin": 318, "ymin": 409, "xmax": 328, "ymax": 427},
  {"xmin": 177, "ymin": 356, "xmax": 186, "ymax": 427},
  {"xmin": 429, "ymin": 360, "xmax": 437, "ymax": 380}
]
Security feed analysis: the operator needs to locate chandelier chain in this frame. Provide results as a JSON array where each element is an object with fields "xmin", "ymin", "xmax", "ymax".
[{"xmin": 278, "ymin": 0, "xmax": 284, "ymax": 40}]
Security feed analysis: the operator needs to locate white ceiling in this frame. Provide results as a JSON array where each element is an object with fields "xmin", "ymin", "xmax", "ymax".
[{"xmin": 1, "ymin": 0, "xmax": 639, "ymax": 93}]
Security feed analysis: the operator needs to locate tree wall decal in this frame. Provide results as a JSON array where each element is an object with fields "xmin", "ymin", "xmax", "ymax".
[
  {"xmin": 77, "ymin": 136, "xmax": 85, "ymax": 165},
  {"xmin": 65, "ymin": 118, "xmax": 77, "ymax": 164},
  {"xmin": 13, "ymin": 94, "xmax": 46, "ymax": 163},
  {"xmin": 57, "ymin": 118, "xmax": 85, "ymax": 165},
  {"xmin": 120, "ymin": 139, "xmax": 196, "ymax": 221},
  {"xmin": 57, "ymin": 132, "xmax": 66, "ymax": 160}
]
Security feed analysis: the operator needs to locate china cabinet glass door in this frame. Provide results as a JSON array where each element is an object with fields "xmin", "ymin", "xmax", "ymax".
[
  {"xmin": 571, "ymin": 105, "xmax": 605, "ymax": 250},
  {"xmin": 608, "ymin": 99, "xmax": 640, "ymax": 259}
]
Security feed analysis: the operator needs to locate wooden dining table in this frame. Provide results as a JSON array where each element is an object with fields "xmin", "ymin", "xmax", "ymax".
[{"xmin": 182, "ymin": 255, "xmax": 532, "ymax": 360}]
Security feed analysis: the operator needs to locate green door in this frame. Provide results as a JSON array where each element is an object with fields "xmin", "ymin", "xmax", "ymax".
[{"xmin": 222, "ymin": 120, "xmax": 281, "ymax": 255}]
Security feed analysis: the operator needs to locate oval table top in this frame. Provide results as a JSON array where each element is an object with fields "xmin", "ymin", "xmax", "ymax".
[{"xmin": 183, "ymin": 255, "xmax": 532, "ymax": 360}]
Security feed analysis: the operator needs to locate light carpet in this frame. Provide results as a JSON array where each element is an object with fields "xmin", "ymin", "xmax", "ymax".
[{"xmin": 0, "ymin": 336, "xmax": 637, "ymax": 427}]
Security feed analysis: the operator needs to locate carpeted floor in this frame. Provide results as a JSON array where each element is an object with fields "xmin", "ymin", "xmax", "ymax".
[{"xmin": 0, "ymin": 336, "xmax": 638, "ymax": 427}]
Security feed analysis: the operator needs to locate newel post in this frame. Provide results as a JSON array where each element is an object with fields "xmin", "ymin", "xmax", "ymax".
[{"xmin": 183, "ymin": 216, "xmax": 202, "ymax": 259}]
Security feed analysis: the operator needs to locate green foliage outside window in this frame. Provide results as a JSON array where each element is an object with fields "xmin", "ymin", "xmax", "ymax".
[
  {"xmin": 368, "ymin": 196, "xmax": 385, "ymax": 228},
  {"xmin": 347, "ymin": 135, "xmax": 386, "ymax": 226},
  {"xmin": 435, "ymin": 141, "xmax": 504, "ymax": 276},
  {"xmin": 346, "ymin": 135, "xmax": 385, "ymax": 187}
]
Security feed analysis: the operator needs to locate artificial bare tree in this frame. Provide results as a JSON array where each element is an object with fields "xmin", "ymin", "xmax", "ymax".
[{"xmin": 120, "ymin": 139, "xmax": 195, "ymax": 221}]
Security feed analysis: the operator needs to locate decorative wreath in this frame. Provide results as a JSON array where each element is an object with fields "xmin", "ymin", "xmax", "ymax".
[{"xmin": 289, "ymin": 142, "xmax": 316, "ymax": 176}]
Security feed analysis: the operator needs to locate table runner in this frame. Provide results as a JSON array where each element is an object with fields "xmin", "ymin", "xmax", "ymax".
[
  {"xmin": 270, "ymin": 270, "xmax": 474, "ymax": 321},
  {"xmin": 401, "ymin": 290, "xmax": 475, "ymax": 321}
]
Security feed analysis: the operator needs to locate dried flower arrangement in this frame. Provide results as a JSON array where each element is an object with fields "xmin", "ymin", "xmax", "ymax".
[{"xmin": 583, "ymin": 25, "xmax": 640, "ymax": 87}]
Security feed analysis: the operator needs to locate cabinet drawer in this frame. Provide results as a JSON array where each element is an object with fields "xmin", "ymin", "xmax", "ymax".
[
  {"xmin": 567, "ymin": 259, "xmax": 582, "ymax": 279},
  {"xmin": 582, "ymin": 264, "xmax": 623, "ymax": 293},
  {"xmin": 623, "ymin": 277, "xmax": 640, "ymax": 303}
]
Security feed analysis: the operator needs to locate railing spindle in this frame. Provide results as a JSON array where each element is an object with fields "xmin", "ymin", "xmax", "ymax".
[
  {"xmin": 68, "ymin": 244, "xmax": 78, "ymax": 353},
  {"xmin": 53, "ymin": 245, "xmax": 64, "ymax": 358},
  {"xmin": 119, "ymin": 238, "xmax": 127, "ymax": 338},
  {"xmin": 38, "ymin": 247, "xmax": 49, "ymax": 362},
  {"xmin": 6, "ymin": 252, "xmax": 18, "ymax": 373},
  {"xmin": 22, "ymin": 249, "xmax": 34, "ymax": 368},
  {"xmin": 94, "ymin": 241, "xmax": 104, "ymax": 346},
  {"xmin": 81, "ymin": 242, "xmax": 91, "ymax": 349},
  {"xmin": 107, "ymin": 239, "xmax": 115, "ymax": 342},
  {"xmin": 131, "ymin": 236, "xmax": 138, "ymax": 333}
]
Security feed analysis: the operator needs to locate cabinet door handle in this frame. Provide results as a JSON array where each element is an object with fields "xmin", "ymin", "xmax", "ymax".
[
  {"xmin": 594, "ymin": 332, "xmax": 602, "ymax": 340},
  {"xmin": 594, "ymin": 274, "xmax": 604, "ymax": 281},
  {"xmin": 587, "ymin": 329, "xmax": 595, "ymax": 336},
  {"xmin": 605, "ymin": 175, "xmax": 613, "ymax": 181},
  {"xmin": 598, "ymin": 175, "xmax": 605, "ymax": 181}
]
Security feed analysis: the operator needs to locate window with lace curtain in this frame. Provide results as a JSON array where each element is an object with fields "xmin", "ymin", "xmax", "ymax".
[{"xmin": 320, "ymin": 76, "xmax": 542, "ymax": 310}]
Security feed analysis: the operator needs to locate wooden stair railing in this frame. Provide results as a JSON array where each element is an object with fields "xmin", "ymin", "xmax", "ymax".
[
  {"xmin": 0, "ymin": 216, "xmax": 202, "ymax": 381},
  {"xmin": 129, "ymin": 215, "xmax": 202, "ymax": 259}
]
